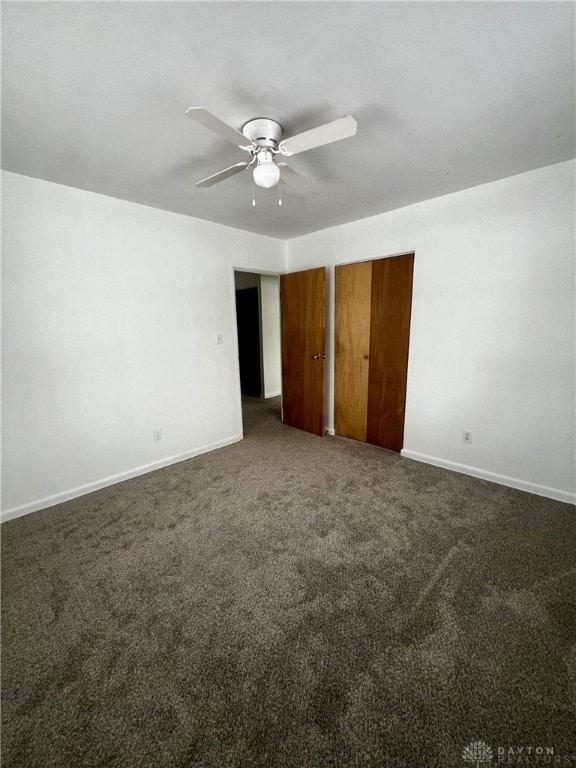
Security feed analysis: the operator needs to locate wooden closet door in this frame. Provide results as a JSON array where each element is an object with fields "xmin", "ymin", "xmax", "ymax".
[
  {"xmin": 280, "ymin": 267, "xmax": 326, "ymax": 436},
  {"xmin": 334, "ymin": 261, "xmax": 373, "ymax": 441},
  {"xmin": 366, "ymin": 253, "xmax": 414, "ymax": 452}
]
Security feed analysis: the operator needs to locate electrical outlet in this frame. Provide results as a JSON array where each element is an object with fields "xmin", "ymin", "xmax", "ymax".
[
  {"xmin": 462, "ymin": 430, "xmax": 473, "ymax": 444},
  {"xmin": 153, "ymin": 428, "xmax": 162, "ymax": 442}
]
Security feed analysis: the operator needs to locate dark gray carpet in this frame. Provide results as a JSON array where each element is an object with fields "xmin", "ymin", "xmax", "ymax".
[{"xmin": 2, "ymin": 397, "xmax": 575, "ymax": 767}]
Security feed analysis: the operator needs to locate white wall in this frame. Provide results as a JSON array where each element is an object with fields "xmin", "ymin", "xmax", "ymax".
[
  {"xmin": 287, "ymin": 161, "xmax": 576, "ymax": 503},
  {"xmin": 3, "ymin": 161, "xmax": 574, "ymax": 517},
  {"xmin": 260, "ymin": 275, "xmax": 281, "ymax": 398},
  {"xmin": 1, "ymin": 171, "xmax": 285, "ymax": 519}
]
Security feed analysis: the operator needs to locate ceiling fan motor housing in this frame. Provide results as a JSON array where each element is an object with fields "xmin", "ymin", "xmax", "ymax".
[{"xmin": 242, "ymin": 118, "xmax": 283, "ymax": 150}]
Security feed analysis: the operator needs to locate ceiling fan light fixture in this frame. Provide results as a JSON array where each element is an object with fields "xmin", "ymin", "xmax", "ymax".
[
  {"xmin": 253, "ymin": 151, "xmax": 280, "ymax": 188},
  {"xmin": 187, "ymin": 108, "xmax": 357, "ymax": 193}
]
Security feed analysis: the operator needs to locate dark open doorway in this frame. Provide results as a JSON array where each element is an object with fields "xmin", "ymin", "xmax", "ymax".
[
  {"xmin": 233, "ymin": 270, "xmax": 282, "ymax": 434},
  {"xmin": 235, "ymin": 286, "xmax": 262, "ymax": 397}
]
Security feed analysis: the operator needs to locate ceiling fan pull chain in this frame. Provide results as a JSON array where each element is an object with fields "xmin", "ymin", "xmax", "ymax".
[
  {"xmin": 252, "ymin": 177, "xmax": 256, "ymax": 207},
  {"xmin": 278, "ymin": 178, "xmax": 282, "ymax": 206}
]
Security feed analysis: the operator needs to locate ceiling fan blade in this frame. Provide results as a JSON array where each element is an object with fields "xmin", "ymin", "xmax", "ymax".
[
  {"xmin": 280, "ymin": 115, "xmax": 357, "ymax": 156},
  {"xmin": 277, "ymin": 164, "xmax": 315, "ymax": 194},
  {"xmin": 195, "ymin": 162, "xmax": 249, "ymax": 188},
  {"xmin": 186, "ymin": 107, "xmax": 248, "ymax": 147}
]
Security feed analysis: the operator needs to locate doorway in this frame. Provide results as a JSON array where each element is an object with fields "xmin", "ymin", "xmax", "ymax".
[
  {"xmin": 235, "ymin": 286, "xmax": 262, "ymax": 397},
  {"xmin": 233, "ymin": 270, "xmax": 282, "ymax": 430}
]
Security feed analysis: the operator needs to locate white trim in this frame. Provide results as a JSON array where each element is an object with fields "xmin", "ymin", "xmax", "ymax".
[
  {"xmin": 401, "ymin": 450, "xmax": 575, "ymax": 505},
  {"xmin": 263, "ymin": 391, "xmax": 281, "ymax": 399},
  {"xmin": 229, "ymin": 264, "xmax": 245, "ymax": 443},
  {"xmin": 1, "ymin": 435, "xmax": 243, "ymax": 523},
  {"xmin": 325, "ymin": 428, "xmax": 335, "ymax": 436}
]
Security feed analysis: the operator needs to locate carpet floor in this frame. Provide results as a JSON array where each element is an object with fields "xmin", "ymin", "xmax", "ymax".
[{"xmin": 2, "ymin": 397, "xmax": 575, "ymax": 767}]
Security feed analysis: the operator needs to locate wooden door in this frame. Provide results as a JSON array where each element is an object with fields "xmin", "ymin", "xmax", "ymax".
[
  {"xmin": 334, "ymin": 261, "xmax": 372, "ymax": 440},
  {"xmin": 334, "ymin": 253, "xmax": 414, "ymax": 452},
  {"xmin": 366, "ymin": 253, "xmax": 414, "ymax": 452},
  {"xmin": 280, "ymin": 268, "xmax": 326, "ymax": 436}
]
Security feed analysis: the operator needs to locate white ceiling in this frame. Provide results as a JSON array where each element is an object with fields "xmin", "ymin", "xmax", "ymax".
[{"xmin": 2, "ymin": 1, "xmax": 574, "ymax": 239}]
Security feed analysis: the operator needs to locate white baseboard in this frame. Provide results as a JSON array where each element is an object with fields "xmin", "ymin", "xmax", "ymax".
[
  {"xmin": 325, "ymin": 428, "xmax": 335, "ymax": 436},
  {"xmin": 1, "ymin": 435, "xmax": 243, "ymax": 523},
  {"xmin": 5, "ymin": 438, "xmax": 572, "ymax": 523},
  {"xmin": 400, "ymin": 450, "xmax": 575, "ymax": 505},
  {"xmin": 263, "ymin": 391, "xmax": 281, "ymax": 399}
]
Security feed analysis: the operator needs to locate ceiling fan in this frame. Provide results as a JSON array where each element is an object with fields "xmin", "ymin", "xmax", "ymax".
[{"xmin": 185, "ymin": 107, "xmax": 358, "ymax": 193}]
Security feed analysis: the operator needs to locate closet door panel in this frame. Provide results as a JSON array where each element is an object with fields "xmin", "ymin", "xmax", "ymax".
[
  {"xmin": 366, "ymin": 254, "xmax": 414, "ymax": 452},
  {"xmin": 334, "ymin": 261, "xmax": 372, "ymax": 441},
  {"xmin": 281, "ymin": 267, "xmax": 326, "ymax": 436}
]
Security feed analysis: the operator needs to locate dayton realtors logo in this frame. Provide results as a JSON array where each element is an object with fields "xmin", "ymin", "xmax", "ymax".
[
  {"xmin": 462, "ymin": 741, "xmax": 494, "ymax": 766},
  {"xmin": 462, "ymin": 741, "xmax": 576, "ymax": 765}
]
